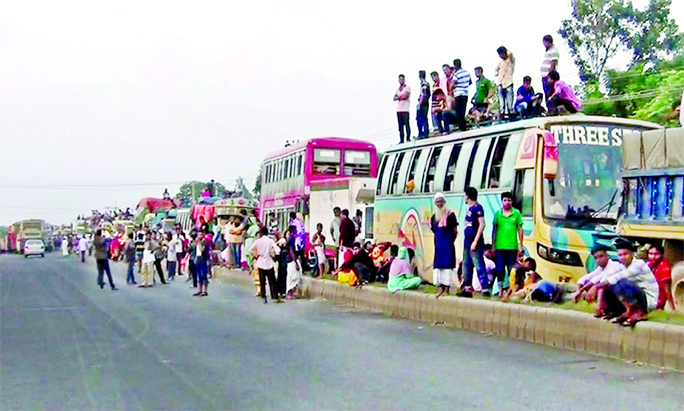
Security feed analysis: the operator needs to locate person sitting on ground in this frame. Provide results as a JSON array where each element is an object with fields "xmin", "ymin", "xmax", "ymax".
[
  {"xmin": 474, "ymin": 244, "xmax": 497, "ymax": 293},
  {"xmin": 647, "ymin": 244, "xmax": 675, "ymax": 311},
  {"xmin": 387, "ymin": 245, "xmax": 423, "ymax": 293},
  {"xmin": 512, "ymin": 258, "xmax": 543, "ymax": 300},
  {"xmin": 593, "ymin": 240, "xmax": 658, "ymax": 327},
  {"xmin": 339, "ymin": 242, "xmax": 376, "ymax": 284},
  {"xmin": 515, "ymin": 76, "xmax": 543, "ymax": 119},
  {"xmin": 571, "ymin": 245, "xmax": 621, "ymax": 303},
  {"xmin": 371, "ymin": 242, "xmax": 392, "ymax": 283},
  {"xmin": 546, "ymin": 71, "xmax": 582, "ymax": 115},
  {"xmin": 504, "ymin": 251, "xmax": 527, "ymax": 297},
  {"xmin": 529, "ymin": 280, "xmax": 566, "ymax": 303}
]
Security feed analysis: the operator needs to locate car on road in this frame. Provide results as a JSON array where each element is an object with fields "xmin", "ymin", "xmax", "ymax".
[{"xmin": 24, "ymin": 239, "xmax": 45, "ymax": 258}]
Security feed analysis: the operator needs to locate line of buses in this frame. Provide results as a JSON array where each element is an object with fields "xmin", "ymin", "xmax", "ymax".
[{"xmin": 259, "ymin": 115, "xmax": 684, "ymax": 287}]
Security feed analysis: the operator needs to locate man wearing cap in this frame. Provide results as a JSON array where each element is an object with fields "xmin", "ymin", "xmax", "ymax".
[
  {"xmin": 428, "ymin": 193, "xmax": 458, "ymax": 298},
  {"xmin": 593, "ymin": 240, "xmax": 658, "ymax": 327}
]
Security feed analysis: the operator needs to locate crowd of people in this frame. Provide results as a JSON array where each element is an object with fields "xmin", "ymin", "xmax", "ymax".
[
  {"xmin": 394, "ymin": 34, "xmax": 581, "ymax": 143},
  {"xmin": 58, "ymin": 183, "xmax": 675, "ymax": 324}
]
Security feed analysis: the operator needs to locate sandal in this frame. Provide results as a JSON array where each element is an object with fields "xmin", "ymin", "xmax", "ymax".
[
  {"xmin": 200, "ymin": 292, "xmax": 208, "ymax": 297},
  {"xmin": 594, "ymin": 310, "xmax": 607, "ymax": 318},
  {"xmin": 611, "ymin": 316, "xmax": 628, "ymax": 324},
  {"xmin": 192, "ymin": 292, "xmax": 202, "ymax": 296},
  {"xmin": 621, "ymin": 317, "xmax": 647, "ymax": 328}
]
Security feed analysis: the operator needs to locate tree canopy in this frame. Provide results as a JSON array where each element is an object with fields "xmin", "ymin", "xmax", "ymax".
[{"xmin": 559, "ymin": 0, "xmax": 683, "ymax": 124}]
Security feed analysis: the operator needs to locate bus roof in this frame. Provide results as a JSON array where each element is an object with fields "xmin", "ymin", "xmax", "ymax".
[
  {"xmin": 383, "ymin": 115, "xmax": 663, "ymax": 153},
  {"xmin": 263, "ymin": 137, "xmax": 377, "ymax": 161}
]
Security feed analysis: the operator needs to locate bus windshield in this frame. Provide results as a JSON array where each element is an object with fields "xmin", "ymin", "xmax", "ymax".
[{"xmin": 543, "ymin": 144, "xmax": 621, "ymax": 225}]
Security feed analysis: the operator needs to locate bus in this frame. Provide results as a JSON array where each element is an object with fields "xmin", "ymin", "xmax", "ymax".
[
  {"xmin": 260, "ymin": 137, "xmax": 378, "ymax": 245},
  {"xmin": 374, "ymin": 115, "xmax": 661, "ymax": 284},
  {"xmin": 12, "ymin": 219, "xmax": 50, "ymax": 253}
]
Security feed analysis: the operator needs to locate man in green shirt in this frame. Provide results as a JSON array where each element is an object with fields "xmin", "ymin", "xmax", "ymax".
[
  {"xmin": 471, "ymin": 66, "xmax": 494, "ymax": 113},
  {"xmin": 492, "ymin": 191, "xmax": 524, "ymax": 294}
]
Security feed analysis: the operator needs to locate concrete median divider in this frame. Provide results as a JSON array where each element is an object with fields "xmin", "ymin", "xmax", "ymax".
[{"xmin": 213, "ymin": 267, "xmax": 684, "ymax": 372}]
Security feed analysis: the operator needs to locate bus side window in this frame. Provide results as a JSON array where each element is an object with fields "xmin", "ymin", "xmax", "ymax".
[
  {"xmin": 423, "ymin": 147, "xmax": 442, "ymax": 193},
  {"xmin": 405, "ymin": 150, "xmax": 422, "ymax": 193},
  {"xmin": 298, "ymin": 153, "xmax": 303, "ymax": 176},
  {"xmin": 513, "ymin": 169, "xmax": 534, "ymax": 217},
  {"xmin": 389, "ymin": 153, "xmax": 406, "ymax": 195},
  {"xmin": 498, "ymin": 132, "xmax": 521, "ymax": 188},
  {"xmin": 486, "ymin": 135, "xmax": 510, "ymax": 189},
  {"xmin": 479, "ymin": 137, "xmax": 497, "ymax": 189},
  {"xmin": 463, "ymin": 140, "xmax": 481, "ymax": 189},
  {"xmin": 443, "ymin": 144, "xmax": 462, "ymax": 192},
  {"xmin": 376, "ymin": 155, "xmax": 389, "ymax": 195},
  {"xmin": 365, "ymin": 206, "xmax": 374, "ymax": 239}
]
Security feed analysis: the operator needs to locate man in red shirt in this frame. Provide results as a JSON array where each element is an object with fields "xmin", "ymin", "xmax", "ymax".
[{"xmin": 338, "ymin": 209, "xmax": 356, "ymax": 269}]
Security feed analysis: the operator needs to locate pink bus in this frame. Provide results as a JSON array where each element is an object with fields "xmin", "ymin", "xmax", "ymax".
[{"xmin": 260, "ymin": 137, "xmax": 379, "ymax": 236}]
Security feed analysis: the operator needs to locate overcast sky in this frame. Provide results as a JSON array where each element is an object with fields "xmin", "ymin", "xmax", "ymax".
[{"xmin": 0, "ymin": 0, "xmax": 680, "ymax": 226}]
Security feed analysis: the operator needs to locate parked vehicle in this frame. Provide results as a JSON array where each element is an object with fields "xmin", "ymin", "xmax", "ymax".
[{"xmin": 23, "ymin": 239, "xmax": 45, "ymax": 258}]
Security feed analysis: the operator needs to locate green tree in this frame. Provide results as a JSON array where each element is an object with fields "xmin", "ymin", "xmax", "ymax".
[
  {"xmin": 558, "ymin": 0, "xmax": 635, "ymax": 84},
  {"xmin": 175, "ymin": 180, "xmax": 227, "ymax": 202},
  {"xmin": 629, "ymin": 0, "xmax": 683, "ymax": 65},
  {"xmin": 253, "ymin": 170, "xmax": 262, "ymax": 199}
]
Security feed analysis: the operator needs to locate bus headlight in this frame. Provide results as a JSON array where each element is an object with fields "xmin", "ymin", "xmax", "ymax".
[{"xmin": 537, "ymin": 243, "xmax": 583, "ymax": 267}]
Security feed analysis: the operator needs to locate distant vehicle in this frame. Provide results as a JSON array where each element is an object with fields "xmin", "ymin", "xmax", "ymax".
[
  {"xmin": 12, "ymin": 219, "xmax": 50, "ymax": 254},
  {"xmin": 23, "ymin": 239, "xmax": 45, "ymax": 258},
  {"xmin": 260, "ymin": 137, "xmax": 378, "ymax": 244}
]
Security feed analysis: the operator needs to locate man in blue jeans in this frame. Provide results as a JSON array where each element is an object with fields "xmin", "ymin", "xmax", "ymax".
[
  {"xmin": 458, "ymin": 187, "xmax": 489, "ymax": 297},
  {"xmin": 416, "ymin": 70, "xmax": 431, "ymax": 139},
  {"xmin": 124, "ymin": 232, "xmax": 137, "ymax": 285}
]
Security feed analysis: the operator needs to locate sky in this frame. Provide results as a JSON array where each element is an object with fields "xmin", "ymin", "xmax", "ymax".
[{"xmin": 0, "ymin": 0, "xmax": 681, "ymax": 226}]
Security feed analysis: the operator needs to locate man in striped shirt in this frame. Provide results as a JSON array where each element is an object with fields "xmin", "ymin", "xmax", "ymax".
[
  {"xmin": 452, "ymin": 59, "xmax": 472, "ymax": 132},
  {"xmin": 540, "ymin": 34, "xmax": 559, "ymax": 113}
]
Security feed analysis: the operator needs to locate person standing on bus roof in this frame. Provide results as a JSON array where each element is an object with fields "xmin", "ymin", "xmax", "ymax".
[
  {"xmin": 430, "ymin": 71, "xmax": 445, "ymax": 134},
  {"xmin": 428, "ymin": 193, "xmax": 458, "ymax": 298},
  {"xmin": 494, "ymin": 46, "xmax": 515, "ymax": 120},
  {"xmin": 394, "ymin": 74, "xmax": 411, "ymax": 143},
  {"xmin": 540, "ymin": 34, "xmax": 559, "ymax": 113},
  {"xmin": 459, "ymin": 187, "xmax": 489, "ymax": 298},
  {"xmin": 492, "ymin": 191, "xmax": 524, "ymax": 295},
  {"xmin": 452, "ymin": 59, "xmax": 472, "ymax": 132},
  {"xmin": 471, "ymin": 66, "xmax": 495, "ymax": 121},
  {"xmin": 416, "ymin": 70, "xmax": 431, "ymax": 139}
]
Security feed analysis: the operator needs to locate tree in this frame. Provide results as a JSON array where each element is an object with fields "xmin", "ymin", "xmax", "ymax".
[
  {"xmin": 234, "ymin": 176, "xmax": 252, "ymax": 200},
  {"xmin": 629, "ymin": 0, "xmax": 683, "ymax": 66},
  {"xmin": 175, "ymin": 180, "xmax": 227, "ymax": 203},
  {"xmin": 559, "ymin": 0, "xmax": 635, "ymax": 84},
  {"xmin": 253, "ymin": 170, "xmax": 262, "ymax": 199}
]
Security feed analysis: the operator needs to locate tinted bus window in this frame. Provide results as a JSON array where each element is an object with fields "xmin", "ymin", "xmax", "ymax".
[
  {"xmin": 405, "ymin": 150, "xmax": 422, "ymax": 193},
  {"xmin": 443, "ymin": 144, "xmax": 462, "ymax": 192},
  {"xmin": 298, "ymin": 154, "xmax": 303, "ymax": 176},
  {"xmin": 479, "ymin": 137, "xmax": 497, "ymax": 189},
  {"xmin": 498, "ymin": 132, "xmax": 521, "ymax": 188},
  {"xmin": 487, "ymin": 136, "xmax": 510, "ymax": 188},
  {"xmin": 314, "ymin": 149, "xmax": 341, "ymax": 175},
  {"xmin": 463, "ymin": 140, "xmax": 480, "ymax": 189},
  {"xmin": 376, "ymin": 155, "xmax": 389, "ymax": 195},
  {"xmin": 423, "ymin": 147, "xmax": 442, "ymax": 193},
  {"xmin": 514, "ymin": 169, "xmax": 534, "ymax": 216},
  {"xmin": 468, "ymin": 137, "xmax": 493, "ymax": 190},
  {"xmin": 389, "ymin": 152, "xmax": 406, "ymax": 195},
  {"xmin": 344, "ymin": 150, "xmax": 371, "ymax": 177}
]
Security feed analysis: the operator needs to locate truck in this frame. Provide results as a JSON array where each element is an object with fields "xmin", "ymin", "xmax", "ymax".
[{"xmin": 619, "ymin": 127, "xmax": 684, "ymax": 310}]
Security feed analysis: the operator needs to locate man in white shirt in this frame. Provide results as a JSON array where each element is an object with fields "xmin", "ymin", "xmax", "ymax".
[
  {"xmin": 330, "ymin": 207, "xmax": 341, "ymax": 247},
  {"xmin": 594, "ymin": 240, "xmax": 658, "ymax": 326},
  {"xmin": 540, "ymin": 34, "xmax": 559, "ymax": 112},
  {"xmin": 77, "ymin": 236, "xmax": 89, "ymax": 263},
  {"xmin": 248, "ymin": 226, "xmax": 282, "ymax": 304},
  {"xmin": 572, "ymin": 246, "xmax": 621, "ymax": 303}
]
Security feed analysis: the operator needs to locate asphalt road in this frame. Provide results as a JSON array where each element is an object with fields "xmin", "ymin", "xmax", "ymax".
[{"xmin": 1, "ymin": 253, "xmax": 682, "ymax": 410}]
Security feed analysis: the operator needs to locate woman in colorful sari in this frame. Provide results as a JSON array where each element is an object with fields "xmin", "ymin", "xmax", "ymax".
[{"xmin": 387, "ymin": 245, "xmax": 423, "ymax": 293}]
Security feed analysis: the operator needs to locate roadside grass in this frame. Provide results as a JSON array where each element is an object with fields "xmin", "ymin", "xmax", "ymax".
[{"xmin": 313, "ymin": 274, "xmax": 684, "ymax": 326}]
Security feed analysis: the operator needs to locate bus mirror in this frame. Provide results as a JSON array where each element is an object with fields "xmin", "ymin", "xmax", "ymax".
[{"xmin": 542, "ymin": 131, "xmax": 558, "ymax": 179}]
